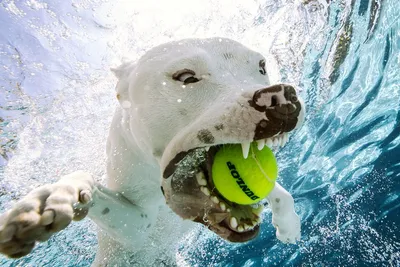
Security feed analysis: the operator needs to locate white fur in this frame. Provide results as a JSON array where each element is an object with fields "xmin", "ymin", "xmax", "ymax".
[{"xmin": 0, "ymin": 37, "xmax": 303, "ymax": 266}]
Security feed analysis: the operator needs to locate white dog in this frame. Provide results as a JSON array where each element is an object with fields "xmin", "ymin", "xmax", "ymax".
[{"xmin": 0, "ymin": 38, "xmax": 305, "ymax": 266}]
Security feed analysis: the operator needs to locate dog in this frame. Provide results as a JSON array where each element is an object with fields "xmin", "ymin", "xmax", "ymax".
[{"xmin": 0, "ymin": 37, "xmax": 305, "ymax": 266}]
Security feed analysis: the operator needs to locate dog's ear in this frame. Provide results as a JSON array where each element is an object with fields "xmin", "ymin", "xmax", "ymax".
[
  {"xmin": 110, "ymin": 59, "xmax": 136, "ymax": 79},
  {"xmin": 111, "ymin": 62, "xmax": 137, "ymax": 108},
  {"xmin": 110, "ymin": 67, "xmax": 123, "ymax": 79},
  {"xmin": 114, "ymin": 79, "xmax": 130, "ymax": 108}
]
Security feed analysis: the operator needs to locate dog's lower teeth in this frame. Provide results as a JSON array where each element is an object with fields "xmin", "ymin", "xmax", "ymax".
[
  {"xmin": 220, "ymin": 202, "xmax": 226, "ymax": 211},
  {"xmin": 230, "ymin": 217, "xmax": 238, "ymax": 228},
  {"xmin": 244, "ymin": 223, "xmax": 251, "ymax": 230},
  {"xmin": 200, "ymin": 186, "xmax": 210, "ymax": 196},
  {"xmin": 252, "ymin": 205, "xmax": 263, "ymax": 215},
  {"xmin": 211, "ymin": 196, "xmax": 219, "ymax": 204},
  {"xmin": 237, "ymin": 225, "xmax": 244, "ymax": 232},
  {"xmin": 196, "ymin": 173, "xmax": 207, "ymax": 186}
]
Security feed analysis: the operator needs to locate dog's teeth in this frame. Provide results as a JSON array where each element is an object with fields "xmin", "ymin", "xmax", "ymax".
[
  {"xmin": 196, "ymin": 173, "xmax": 207, "ymax": 186},
  {"xmin": 280, "ymin": 135, "xmax": 285, "ymax": 146},
  {"xmin": 283, "ymin": 133, "xmax": 289, "ymax": 145},
  {"xmin": 282, "ymin": 135, "xmax": 287, "ymax": 146},
  {"xmin": 241, "ymin": 142, "xmax": 251, "ymax": 159},
  {"xmin": 205, "ymin": 146, "xmax": 210, "ymax": 152},
  {"xmin": 200, "ymin": 186, "xmax": 210, "ymax": 196},
  {"xmin": 211, "ymin": 196, "xmax": 220, "ymax": 204},
  {"xmin": 266, "ymin": 138, "xmax": 273, "ymax": 148},
  {"xmin": 256, "ymin": 217, "xmax": 262, "ymax": 223},
  {"xmin": 230, "ymin": 217, "xmax": 238, "ymax": 228},
  {"xmin": 279, "ymin": 136, "xmax": 284, "ymax": 147},
  {"xmin": 244, "ymin": 223, "xmax": 252, "ymax": 230},
  {"xmin": 252, "ymin": 205, "xmax": 264, "ymax": 215},
  {"xmin": 257, "ymin": 139, "xmax": 265, "ymax": 150},
  {"xmin": 273, "ymin": 137, "xmax": 279, "ymax": 147},
  {"xmin": 220, "ymin": 202, "xmax": 226, "ymax": 211},
  {"xmin": 237, "ymin": 225, "xmax": 244, "ymax": 232}
]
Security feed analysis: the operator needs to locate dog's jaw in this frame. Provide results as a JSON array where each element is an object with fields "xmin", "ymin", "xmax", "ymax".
[{"xmin": 160, "ymin": 84, "xmax": 305, "ymax": 241}]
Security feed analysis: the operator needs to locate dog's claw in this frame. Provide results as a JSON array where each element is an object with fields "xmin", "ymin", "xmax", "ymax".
[
  {"xmin": 40, "ymin": 210, "xmax": 55, "ymax": 226},
  {"xmin": 79, "ymin": 189, "xmax": 92, "ymax": 204}
]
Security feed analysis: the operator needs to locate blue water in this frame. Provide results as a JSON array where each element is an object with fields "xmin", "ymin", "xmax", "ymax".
[{"xmin": 1, "ymin": 0, "xmax": 399, "ymax": 266}]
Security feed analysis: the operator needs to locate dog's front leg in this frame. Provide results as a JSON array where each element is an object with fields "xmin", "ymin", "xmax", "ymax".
[
  {"xmin": 88, "ymin": 185, "xmax": 157, "ymax": 248},
  {"xmin": 267, "ymin": 182, "xmax": 301, "ymax": 244},
  {"xmin": 0, "ymin": 171, "xmax": 94, "ymax": 258}
]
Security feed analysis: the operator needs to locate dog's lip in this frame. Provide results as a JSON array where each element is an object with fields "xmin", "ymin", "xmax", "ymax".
[
  {"xmin": 163, "ymin": 149, "xmax": 196, "ymax": 179},
  {"xmin": 224, "ymin": 222, "xmax": 261, "ymax": 242}
]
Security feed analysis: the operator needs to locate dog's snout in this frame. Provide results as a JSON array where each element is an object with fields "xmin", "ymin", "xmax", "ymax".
[
  {"xmin": 249, "ymin": 84, "xmax": 304, "ymax": 140},
  {"xmin": 250, "ymin": 84, "xmax": 300, "ymax": 112},
  {"xmin": 275, "ymin": 103, "xmax": 297, "ymax": 115}
]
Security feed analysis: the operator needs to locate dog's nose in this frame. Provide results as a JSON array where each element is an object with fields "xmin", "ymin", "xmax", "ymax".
[
  {"xmin": 249, "ymin": 84, "xmax": 302, "ymax": 140},
  {"xmin": 250, "ymin": 84, "xmax": 300, "ymax": 119}
]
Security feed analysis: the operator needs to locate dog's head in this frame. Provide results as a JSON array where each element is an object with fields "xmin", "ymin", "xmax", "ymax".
[{"xmin": 113, "ymin": 37, "xmax": 305, "ymax": 242}]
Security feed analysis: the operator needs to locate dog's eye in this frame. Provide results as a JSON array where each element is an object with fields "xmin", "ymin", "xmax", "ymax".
[
  {"xmin": 259, "ymin": 59, "xmax": 266, "ymax": 75},
  {"xmin": 172, "ymin": 69, "xmax": 200, "ymax": 84}
]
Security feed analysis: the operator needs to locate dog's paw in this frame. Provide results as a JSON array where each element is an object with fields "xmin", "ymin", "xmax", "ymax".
[
  {"xmin": 273, "ymin": 211, "xmax": 301, "ymax": 244},
  {"xmin": 0, "ymin": 171, "xmax": 94, "ymax": 258}
]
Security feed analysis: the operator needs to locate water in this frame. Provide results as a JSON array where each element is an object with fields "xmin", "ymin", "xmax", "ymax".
[{"xmin": 0, "ymin": 0, "xmax": 399, "ymax": 266}]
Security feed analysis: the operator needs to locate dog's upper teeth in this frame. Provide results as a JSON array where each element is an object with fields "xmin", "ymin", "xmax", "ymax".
[
  {"xmin": 273, "ymin": 137, "xmax": 279, "ymax": 147},
  {"xmin": 205, "ymin": 146, "xmax": 210, "ymax": 152},
  {"xmin": 283, "ymin": 133, "xmax": 289, "ymax": 145},
  {"xmin": 266, "ymin": 138, "xmax": 273, "ymax": 148},
  {"xmin": 258, "ymin": 134, "xmax": 289, "ymax": 149},
  {"xmin": 257, "ymin": 139, "xmax": 265, "ymax": 150},
  {"xmin": 278, "ymin": 136, "xmax": 284, "ymax": 147},
  {"xmin": 196, "ymin": 172, "xmax": 207, "ymax": 186},
  {"xmin": 241, "ymin": 142, "xmax": 251, "ymax": 159}
]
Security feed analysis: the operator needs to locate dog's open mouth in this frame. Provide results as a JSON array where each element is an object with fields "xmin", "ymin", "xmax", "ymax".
[{"xmin": 162, "ymin": 133, "xmax": 288, "ymax": 242}]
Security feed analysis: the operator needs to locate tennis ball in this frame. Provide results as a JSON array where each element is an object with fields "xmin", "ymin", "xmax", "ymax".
[{"xmin": 212, "ymin": 143, "xmax": 278, "ymax": 205}]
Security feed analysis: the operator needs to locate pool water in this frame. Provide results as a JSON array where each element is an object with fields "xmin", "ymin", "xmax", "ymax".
[{"xmin": 0, "ymin": 0, "xmax": 399, "ymax": 266}]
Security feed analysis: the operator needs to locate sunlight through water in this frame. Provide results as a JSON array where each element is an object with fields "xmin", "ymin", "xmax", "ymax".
[{"xmin": 0, "ymin": 0, "xmax": 399, "ymax": 266}]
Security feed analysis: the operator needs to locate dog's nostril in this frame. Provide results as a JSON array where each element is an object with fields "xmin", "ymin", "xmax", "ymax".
[
  {"xmin": 271, "ymin": 95, "xmax": 278, "ymax": 107},
  {"xmin": 260, "ymin": 121, "xmax": 267, "ymax": 128}
]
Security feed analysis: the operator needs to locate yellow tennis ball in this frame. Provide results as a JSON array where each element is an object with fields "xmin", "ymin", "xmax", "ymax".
[{"xmin": 212, "ymin": 143, "xmax": 278, "ymax": 205}]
